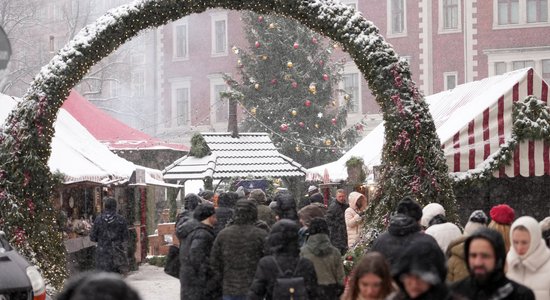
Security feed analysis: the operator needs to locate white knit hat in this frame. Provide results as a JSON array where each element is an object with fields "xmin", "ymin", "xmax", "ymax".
[{"xmin": 421, "ymin": 203, "xmax": 445, "ymax": 228}]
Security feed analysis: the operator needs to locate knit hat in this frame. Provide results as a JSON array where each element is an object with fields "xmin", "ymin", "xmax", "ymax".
[
  {"xmin": 396, "ymin": 196, "xmax": 422, "ymax": 221},
  {"xmin": 193, "ymin": 204, "xmax": 215, "ymax": 221},
  {"xmin": 298, "ymin": 204, "xmax": 325, "ymax": 227},
  {"xmin": 233, "ymin": 199, "xmax": 258, "ymax": 225},
  {"xmin": 464, "ymin": 210, "xmax": 488, "ymax": 236},
  {"xmin": 308, "ymin": 185, "xmax": 318, "ymax": 193},
  {"xmin": 489, "ymin": 204, "xmax": 515, "ymax": 225},
  {"xmin": 248, "ymin": 189, "xmax": 267, "ymax": 205},
  {"xmin": 421, "ymin": 203, "xmax": 445, "ymax": 228},
  {"xmin": 309, "ymin": 193, "xmax": 324, "ymax": 204},
  {"xmin": 308, "ymin": 217, "xmax": 329, "ymax": 235}
]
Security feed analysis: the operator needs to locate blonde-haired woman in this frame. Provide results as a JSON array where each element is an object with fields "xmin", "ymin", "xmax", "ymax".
[{"xmin": 488, "ymin": 204, "xmax": 515, "ymax": 252}]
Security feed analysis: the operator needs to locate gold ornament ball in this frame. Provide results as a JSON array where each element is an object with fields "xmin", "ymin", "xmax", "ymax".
[
  {"xmin": 262, "ymin": 55, "xmax": 268, "ymax": 60},
  {"xmin": 269, "ymin": 23, "xmax": 275, "ymax": 29},
  {"xmin": 287, "ymin": 61, "xmax": 293, "ymax": 68},
  {"xmin": 315, "ymin": 123, "xmax": 319, "ymax": 128},
  {"xmin": 291, "ymin": 110, "xmax": 297, "ymax": 116},
  {"xmin": 309, "ymin": 85, "xmax": 317, "ymax": 94},
  {"xmin": 251, "ymin": 107, "xmax": 257, "ymax": 115},
  {"xmin": 332, "ymin": 100, "xmax": 337, "ymax": 106},
  {"xmin": 344, "ymin": 94, "xmax": 350, "ymax": 101},
  {"xmin": 325, "ymin": 139, "xmax": 332, "ymax": 146},
  {"xmin": 284, "ymin": 74, "xmax": 292, "ymax": 81},
  {"xmin": 254, "ymin": 83, "xmax": 260, "ymax": 90},
  {"xmin": 295, "ymin": 145, "xmax": 301, "ymax": 152}
]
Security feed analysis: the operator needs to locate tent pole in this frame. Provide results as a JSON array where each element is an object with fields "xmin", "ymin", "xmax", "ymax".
[{"xmin": 214, "ymin": 178, "xmax": 225, "ymax": 193}]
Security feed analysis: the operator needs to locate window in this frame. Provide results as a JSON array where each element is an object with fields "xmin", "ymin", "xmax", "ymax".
[
  {"xmin": 343, "ymin": 73, "xmax": 360, "ymax": 113},
  {"xmin": 512, "ymin": 60, "xmax": 535, "ymax": 70},
  {"xmin": 211, "ymin": 12, "xmax": 228, "ymax": 56},
  {"xmin": 543, "ymin": 59, "xmax": 550, "ymax": 81},
  {"xmin": 443, "ymin": 0, "xmax": 459, "ymax": 29},
  {"xmin": 214, "ymin": 84, "xmax": 228, "ymax": 122},
  {"xmin": 495, "ymin": 62, "xmax": 507, "ymax": 75},
  {"xmin": 170, "ymin": 79, "xmax": 191, "ymax": 127},
  {"xmin": 444, "ymin": 72, "xmax": 458, "ymax": 90},
  {"xmin": 498, "ymin": 0, "xmax": 519, "ymax": 25},
  {"xmin": 131, "ymin": 71, "xmax": 145, "ymax": 97},
  {"xmin": 173, "ymin": 21, "xmax": 188, "ymax": 60},
  {"xmin": 342, "ymin": 0, "xmax": 358, "ymax": 10},
  {"xmin": 527, "ymin": 0, "xmax": 548, "ymax": 22},
  {"xmin": 209, "ymin": 75, "xmax": 229, "ymax": 123},
  {"xmin": 390, "ymin": 0, "xmax": 405, "ymax": 35}
]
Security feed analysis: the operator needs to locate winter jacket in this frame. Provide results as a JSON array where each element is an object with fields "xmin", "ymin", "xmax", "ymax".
[
  {"xmin": 446, "ymin": 236, "xmax": 469, "ymax": 283},
  {"xmin": 257, "ymin": 205, "xmax": 276, "ymax": 228},
  {"xmin": 506, "ymin": 216, "xmax": 550, "ymax": 300},
  {"xmin": 213, "ymin": 206, "xmax": 233, "ymax": 235},
  {"xmin": 451, "ymin": 228, "xmax": 535, "ymax": 300},
  {"xmin": 300, "ymin": 233, "xmax": 345, "ymax": 299},
  {"xmin": 425, "ymin": 222, "xmax": 462, "ymax": 253},
  {"xmin": 179, "ymin": 221, "xmax": 217, "ymax": 300},
  {"xmin": 247, "ymin": 254, "xmax": 318, "ymax": 300},
  {"xmin": 211, "ymin": 223, "xmax": 267, "ymax": 296},
  {"xmin": 345, "ymin": 192, "xmax": 365, "ymax": 247},
  {"xmin": 371, "ymin": 213, "xmax": 438, "ymax": 267},
  {"xmin": 90, "ymin": 210, "xmax": 129, "ymax": 273},
  {"xmin": 326, "ymin": 200, "xmax": 349, "ymax": 254}
]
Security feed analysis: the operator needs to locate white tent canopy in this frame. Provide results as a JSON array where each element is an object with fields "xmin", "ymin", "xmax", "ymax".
[
  {"xmin": 308, "ymin": 68, "xmax": 550, "ymax": 181},
  {"xmin": 0, "ymin": 93, "xmax": 174, "ymax": 186}
]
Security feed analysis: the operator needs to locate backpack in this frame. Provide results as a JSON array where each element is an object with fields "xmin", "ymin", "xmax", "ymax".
[{"xmin": 271, "ymin": 256, "xmax": 308, "ymax": 300}]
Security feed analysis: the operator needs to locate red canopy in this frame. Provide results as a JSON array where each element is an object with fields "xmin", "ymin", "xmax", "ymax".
[{"xmin": 62, "ymin": 90, "xmax": 188, "ymax": 151}]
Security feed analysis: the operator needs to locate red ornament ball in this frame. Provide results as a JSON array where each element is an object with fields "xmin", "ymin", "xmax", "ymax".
[
  {"xmin": 293, "ymin": 42, "xmax": 299, "ymax": 49},
  {"xmin": 299, "ymin": 121, "xmax": 305, "ymax": 128},
  {"xmin": 258, "ymin": 16, "xmax": 264, "ymax": 23},
  {"xmin": 280, "ymin": 123, "xmax": 289, "ymax": 132},
  {"xmin": 271, "ymin": 78, "xmax": 278, "ymax": 85},
  {"xmin": 331, "ymin": 118, "xmax": 337, "ymax": 125},
  {"xmin": 322, "ymin": 74, "xmax": 329, "ymax": 81},
  {"xmin": 291, "ymin": 81, "xmax": 298, "ymax": 88},
  {"xmin": 312, "ymin": 37, "xmax": 318, "ymax": 44},
  {"xmin": 305, "ymin": 100, "xmax": 312, "ymax": 107},
  {"xmin": 255, "ymin": 41, "xmax": 261, "ymax": 48},
  {"xmin": 319, "ymin": 60, "xmax": 324, "ymax": 66}
]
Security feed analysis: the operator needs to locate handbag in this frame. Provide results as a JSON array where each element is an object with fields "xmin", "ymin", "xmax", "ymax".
[{"xmin": 164, "ymin": 245, "xmax": 180, "ymax": 278}]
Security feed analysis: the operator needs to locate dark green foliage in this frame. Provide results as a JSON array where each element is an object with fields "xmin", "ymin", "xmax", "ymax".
[{"xmin": 189, "ymin": 133, "xmax": 211, "ymax": 158}]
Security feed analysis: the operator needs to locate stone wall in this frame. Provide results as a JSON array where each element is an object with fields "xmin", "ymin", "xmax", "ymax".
[{"xmin": 454, "ymin": 175, "xmax": 550, "ymax": 224}]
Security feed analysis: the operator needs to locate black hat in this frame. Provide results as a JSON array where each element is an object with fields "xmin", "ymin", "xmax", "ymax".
[
  {"xmin": 396, "ymin": 196, "xmax": 422, "ymax": 221},
  {"xmin": 308, "ymin": 217, "xmax": 329, "ymax": 235},
  {"xmin": 193, "ymin": 204, "xmax": 215, "ymax": 221}
]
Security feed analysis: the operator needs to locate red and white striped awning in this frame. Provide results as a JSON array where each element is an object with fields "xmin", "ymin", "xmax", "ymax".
[
  {"xmin": 441, "ymin": 68, "xmax": 549, "ymax": 177},
  {"xmin": 308, "ymin": 68, "xmax": 550, "ymax": 181}
]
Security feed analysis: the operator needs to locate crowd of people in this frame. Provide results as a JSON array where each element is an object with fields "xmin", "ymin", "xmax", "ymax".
[{"xmin": 60, "ymin": 187, "xmax": 550, "ymax": 300}]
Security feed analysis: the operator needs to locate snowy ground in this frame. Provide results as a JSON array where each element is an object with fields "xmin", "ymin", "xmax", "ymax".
[{"xmin": 125, "ymin": 264, "xmax": 180, "ymax": 300}]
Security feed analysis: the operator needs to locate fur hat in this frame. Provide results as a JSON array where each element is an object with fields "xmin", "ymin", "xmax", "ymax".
[
  {"xmin": 464, "ymin": 210, "xmax": 488, "ymax": 236},
  {"xmin": 193, "ymin": 204, "xmax": 215, "ymax": 221},
  {"xmin": 396, "ymin": 196, "xmax": 422, "ymax": 221},
  {"xmin": 307, "ymin": 185, "xmax": 318, "ymax": 193},
  {"xmin": 490, "ymin": 204, "xmax": 515, "ymax": 225},
  {"xmin": 309, "ymin": 193, "xmax": 324, "ymax": 204},
  {"xmin": 308, "ymin": 217, "xmax": 329, "ymax": 235},
  {"xmin": 421, "ymin": 203, "xmax": 445, "ymax": 228},
  {"xmin": 248, "ymin": 189, "xmax": 267, "ymax": 205}
]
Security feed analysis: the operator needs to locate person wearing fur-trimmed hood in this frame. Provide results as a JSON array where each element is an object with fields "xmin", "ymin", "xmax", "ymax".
[
  {"xmin": 345, "ymin": 191, "xmax": 367, "ymax": 247},
  {"xmin": 506, "ymin": 216, "xmax": 550, "ymax": 300}
]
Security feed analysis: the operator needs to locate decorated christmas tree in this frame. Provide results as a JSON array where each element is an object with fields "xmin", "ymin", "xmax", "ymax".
[{"xmin": 225, "ymin": 12, "xmax": 361, "ymax": 168}]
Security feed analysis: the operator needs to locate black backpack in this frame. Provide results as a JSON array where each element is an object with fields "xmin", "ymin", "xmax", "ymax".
[{"xmin": 271, "ymin": 256, "xmax": 308, "ymax": 300}]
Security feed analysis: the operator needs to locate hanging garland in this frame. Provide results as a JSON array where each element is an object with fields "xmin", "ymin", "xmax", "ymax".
[{"xmin": 0, "ymin": 0, "xmax": 455, "ymax": 286}]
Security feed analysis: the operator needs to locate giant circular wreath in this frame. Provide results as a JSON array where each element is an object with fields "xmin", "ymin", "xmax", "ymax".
[{"xmin": 0, "ymin": 0, "xmax": 456, "ymax": 287}]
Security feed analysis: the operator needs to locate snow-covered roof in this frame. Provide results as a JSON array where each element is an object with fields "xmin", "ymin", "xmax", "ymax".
[
  {"xmin": 308, "ymin": 68, "xmax": 550, "ymax": 181},
  {"xmin": 163, "ymin": 132, "xmax": 306, "ymax": 180},
  {"xmin": 0, "ymin": 93, "xmax": 175, "ymax": 185},
  {"xmin": 62, "ymin": 90, "xmax": 189, "ymax": 152}
]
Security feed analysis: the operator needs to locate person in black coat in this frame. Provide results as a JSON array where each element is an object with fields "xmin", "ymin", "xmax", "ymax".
[
  {"xmin": 325, "ymin": 189, "xmax": 349, "ymax": 255},
  {"xmin": 56, "ymin": 271, "xmax": 141, "ymax": 300},
  {"xmin": 175, "ymin": 193, "xmax": 202, "ymax": 226},
  {"xmin": 450, "ymin": 228, "xmax": 535, "ymax": 300},
  {"xmin": 213, "ymin": 192, "xmax": 236, "ymax": 235},
  {"xmin": 272, "ymin": 191, "xmax": 299, "ymax": 222},
  {"xmin": 248, "ymin": 219, "xmax": 319, "ymax": 300},
  {"xmin": 90, "ymin": 197, "xmax": 129, "ymax": 274},
  {"xmin": 370, "ymin": 196, "xmax": 438, "ymax": 267},
  {"xmin": 179, "ymin": 204, "xmax": 218, "ymax": 300},
  {"xmin": 390, "ymin": 239, "xmax": 463, "ymax": 300},
  {"xmin": 211, "ymin": 200, "xmax": 268, "ymax": 298}
]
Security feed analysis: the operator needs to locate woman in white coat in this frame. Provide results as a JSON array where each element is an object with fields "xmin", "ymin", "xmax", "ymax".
[
  {"xmin": 345, "ymin": 191, "xmax": 367, "ymax": 248},
  {"xmin": 506, "ymin": 216, "xmax": 550, "ymax": 300}
]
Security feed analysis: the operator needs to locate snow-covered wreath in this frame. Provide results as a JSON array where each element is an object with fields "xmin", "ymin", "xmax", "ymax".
[{"xmin": 0, "ymin": 0, "xmax": 456, "ymax": 286}]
